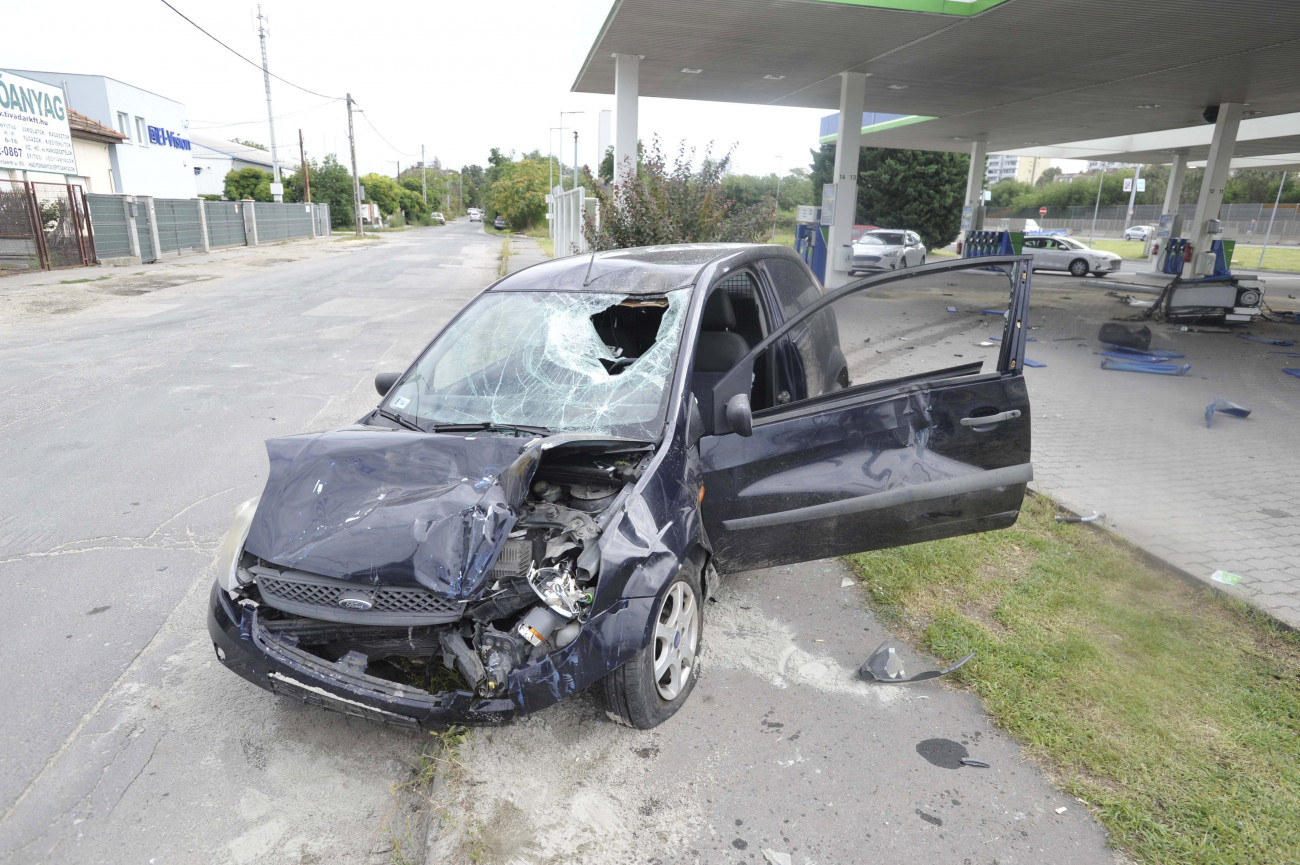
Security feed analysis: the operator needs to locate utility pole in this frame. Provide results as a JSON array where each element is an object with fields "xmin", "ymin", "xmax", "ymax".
[
  {"xmin": 256, "ymin": 5, "xmax": 282, "ymax": 202},
  {"xmin": 1258, "ymin": 170, "xmax": 1287, "ymax": 268},
  {"xmin": 347, "ymin": 93, "xmax": 362, "ymax": 236},
  {"xmin": 573, "ymin": 130, "xmax": 579, "ymax": 191},
  {"xmin": 299, "ymin": 128, "xmax": 311, "ymax": 202},
  {"xmin": 394, "ymin": 161, "xmax": 401, "ymax": 179},
  {"xmin": 1090, "ymin": 167, "xmax": 1105, "ymax": 245},
  {"xmin": 421, "ymin": 144, "xmax": 427, "ymax": 205},
  {"xmin": 1124, "ymin": 163, "xmax": 1143, "ymax": 232}
]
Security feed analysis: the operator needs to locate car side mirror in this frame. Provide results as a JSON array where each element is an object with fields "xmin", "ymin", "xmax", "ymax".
[
  {"xmin": 374, "ymin": 372, "xmax": 401, "ymax": 397},
  {"xmin": 725, "ymin": 393, "xmax": 753, "ymax": 438}
]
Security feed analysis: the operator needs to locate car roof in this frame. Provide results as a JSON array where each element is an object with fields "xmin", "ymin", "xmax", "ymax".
[{"xmin": 487, "ymin": 243, "xmax": 801, "ymax": 295}]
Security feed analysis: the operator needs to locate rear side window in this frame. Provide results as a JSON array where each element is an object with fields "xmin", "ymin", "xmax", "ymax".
[{"xmin": 764, "ymin": 258, "xmax": 822, "ymax": 319}]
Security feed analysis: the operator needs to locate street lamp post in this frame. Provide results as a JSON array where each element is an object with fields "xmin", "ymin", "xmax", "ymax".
[{"xmin": 558, "ymin": 111, "xmax": 584, "ymax": 190}]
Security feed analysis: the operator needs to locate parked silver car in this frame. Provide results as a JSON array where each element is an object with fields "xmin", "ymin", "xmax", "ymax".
[
  {"xmin": 1021, "ymin": 235, "xmax": 1122, "ymax": 277},
  {"xmin": 849, "ymin": 229, "xmax": 926, "ymax": 274},
  {"xmin": 1123, "ymin": 224, "xmax": 1155, "ymax": 241}
]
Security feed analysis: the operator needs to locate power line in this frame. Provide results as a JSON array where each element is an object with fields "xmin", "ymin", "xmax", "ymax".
[
  {"xmin": 355, "ymin": 106, "xmax": 419, "ymax": 159},
  {"xmin": 156, "ymin": 0, "xmax": 340, "ymax": 100}
]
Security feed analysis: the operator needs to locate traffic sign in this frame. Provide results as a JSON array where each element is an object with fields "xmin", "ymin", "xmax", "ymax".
[{"xmin": 1039, "ymin": 207, "xmax": 1048, "ymax": 217}]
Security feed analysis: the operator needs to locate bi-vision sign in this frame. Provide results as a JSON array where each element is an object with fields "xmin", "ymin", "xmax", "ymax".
[{"xmin": 148, "ymin": 125, "xmax": 191, "ymax": 150}]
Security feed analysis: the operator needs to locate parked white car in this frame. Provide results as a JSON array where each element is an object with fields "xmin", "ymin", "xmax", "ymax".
[
  {"xmin": 1021, "ymin": 235, "xmax": 1122, "ymax": 277},
  {"xmin": 468, "ymin": 209, "xmax": 482, "ymax": 223},
  {"xmin": 1123, "ymin": 224, "xmax": 1155, "ymax": 241},
  {"xmin": 849, "ymin": 229, "xmax": 926, "ymax": 274}
]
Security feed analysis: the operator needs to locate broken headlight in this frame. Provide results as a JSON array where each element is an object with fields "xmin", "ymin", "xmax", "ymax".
[{"xmin": 215, "ymin": 496, "xmax": 260, "ymax": 592}]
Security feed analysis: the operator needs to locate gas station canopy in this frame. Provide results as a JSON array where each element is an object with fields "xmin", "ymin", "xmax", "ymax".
[{"xmin": 574, "ymin": 0, "xmax": 1300, "ymax": 156}]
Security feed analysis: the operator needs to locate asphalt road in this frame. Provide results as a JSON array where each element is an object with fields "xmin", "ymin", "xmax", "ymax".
[
  {"xmin": 0, "ymin": 229, "xmax": 1116, "ymax": 864},
  {"xmin": 0, "ymin": 222, "xmax": 499, "ymax": 862}
]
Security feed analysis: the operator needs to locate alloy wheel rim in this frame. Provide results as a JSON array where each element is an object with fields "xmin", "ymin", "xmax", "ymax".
[{"xmin": 652, "ymin": 582, "xmax": 698, "ymax": 701}]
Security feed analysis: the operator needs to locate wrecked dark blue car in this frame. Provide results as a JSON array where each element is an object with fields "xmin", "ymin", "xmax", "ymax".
[{"xmin": 209, "ymin": 245, "xmax": 1034, "ymax": 729}]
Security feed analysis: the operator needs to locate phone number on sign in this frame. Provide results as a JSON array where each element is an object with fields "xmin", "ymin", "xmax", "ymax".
[{"xmin": 1, "ymin": 146, "xmax": 21, "ymax": 158}]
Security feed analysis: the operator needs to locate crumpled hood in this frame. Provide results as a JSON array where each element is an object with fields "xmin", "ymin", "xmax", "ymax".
[{"xmin": 243, "ymin": 427, "xmax": 541, "ymax": 600}]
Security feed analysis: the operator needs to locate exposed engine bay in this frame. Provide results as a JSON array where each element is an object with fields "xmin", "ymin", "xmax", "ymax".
[{"xmin": 232, "ymin": 440, "xmax": 652, "ymax": 701}]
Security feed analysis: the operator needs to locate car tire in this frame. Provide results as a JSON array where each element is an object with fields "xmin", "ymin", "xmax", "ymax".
[
  {"xmin": 600, "ymin": 562, "xmax": 703, "ymax": 729},
  {"xmin": 1068, "ymin": 258, "xmax": 1089, "ymax": 277},
  {"xmin": 920, "ymin": 254, "xmax": 926, "ymax": 266}
]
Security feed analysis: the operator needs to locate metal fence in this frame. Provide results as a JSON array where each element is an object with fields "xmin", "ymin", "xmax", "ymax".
[
  {"xmin": 313, "ymin": 203, "xmax": 331, "ymax": 237},
  {"xmin": 205, "ymin": 201, "xmax": 247, "ymax": 248},
  {"xmin": 550, "ymin": 185, "xmax": 596, "ymax": 257},
  {"xmin": 253, "ymin": 202, "xmax": 316, "ymax": 243},
  {"xmin": 988, "ymin": 202, "xmax": 1300, "ymax": 223},
  {"xmin": 0, "ymin": 180, "xmax": 94, "ymax": 275},
  {"xmin": 154, "ymin": 198, "xmax": 204, "ymax": 256},
  {"xmin": 86, "ymin": 194, "xmax": 134, "ymax": 258}
]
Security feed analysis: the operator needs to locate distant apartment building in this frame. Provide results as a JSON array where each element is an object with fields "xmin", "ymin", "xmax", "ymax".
[{"xmin": 986, "ymin": 154, "xmax": 1051, "ymax": 186}]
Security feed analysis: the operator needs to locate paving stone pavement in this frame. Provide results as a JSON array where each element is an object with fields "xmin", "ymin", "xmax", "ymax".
[{"xmin": 854, "ymin": 264, "xmax": 1300, "ymax": 629}]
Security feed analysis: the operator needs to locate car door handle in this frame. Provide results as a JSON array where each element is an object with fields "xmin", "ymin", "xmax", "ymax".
[{"xmin": 960, "ymin": 409, "xmax": 1021, "ymax": 427}]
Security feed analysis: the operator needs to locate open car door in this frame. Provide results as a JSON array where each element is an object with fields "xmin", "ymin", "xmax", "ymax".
[{"xmin": 698, "ymin": 256, "xmax": 1033, "ymax": 574}]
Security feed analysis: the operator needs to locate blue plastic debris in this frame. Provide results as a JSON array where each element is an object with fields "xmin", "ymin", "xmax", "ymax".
[
  {"xmin": 980, "ymin": 308, "xmax": 1005, "ymax": 315},
  {"xmin": 1101, "ymin": 343, "xmax": 1185, "ymax": 360},
  {"xmin": 1285, "ymin": 369, "xmax": 1300, "ymax": 379},
  {"xmin": 1023, "ymin": 358, "xmax": 1047, "ymax": 368},
  {"xmin": 947, "ymin": 306, "xmax": 958, "ymax": 313},
  {"xmin": 1204, "ymin": 398, "xmax": 1252, "ymax": 428},
  {"xmin": 1238, "ymin": 334, "xmax": 1296, "ymax": 347},
  {"xmin": 1101, "ymin": 359, "xmax": 1192, "ymax": 375},
  {"xmin": 1268, "ymin": 351, "xmax": 1300, "ymax": 357},
  {"xmin": 1101, "ymin": 349, "xmax": 1183, "ymax": 363}
]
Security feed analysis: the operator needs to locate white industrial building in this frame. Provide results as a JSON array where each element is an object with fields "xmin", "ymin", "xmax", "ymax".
[
  {"xmin": 190, "ymin": 133, "xmax": 278, "ymax": 198},
  {"xmin": 13, "ymin": 70, "xmax": 197, "ymax": 199}
]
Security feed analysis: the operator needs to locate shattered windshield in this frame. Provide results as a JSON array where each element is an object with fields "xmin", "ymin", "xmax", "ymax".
[{"xmin": 384, "ymin": 289, "xmax": 689, "ymax": 440}]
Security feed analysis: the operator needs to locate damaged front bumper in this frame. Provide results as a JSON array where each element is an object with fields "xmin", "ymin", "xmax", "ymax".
[{"xmin": 207, "ymin": 582, "xmax": 654, "ymax": 728}]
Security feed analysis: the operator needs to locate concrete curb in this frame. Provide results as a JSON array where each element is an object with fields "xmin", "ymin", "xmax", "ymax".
[{"xmin": 1029, "ymin": 483, "xmax": 1297, "ymax": 635}]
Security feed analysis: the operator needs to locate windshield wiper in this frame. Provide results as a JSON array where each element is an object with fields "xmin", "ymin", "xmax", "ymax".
[
  {"xmin": 373, "ymin": 408, "xmax": 424, "ymax": 432},
  {"xmin": 430, "ymin": 421, "xmax": 551, "ymax": 436}
]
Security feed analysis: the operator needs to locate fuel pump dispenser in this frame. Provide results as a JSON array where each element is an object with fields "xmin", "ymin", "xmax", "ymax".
[{"xmin": 794, "ymin": 205, "xmax": 828, "ymax": 284}]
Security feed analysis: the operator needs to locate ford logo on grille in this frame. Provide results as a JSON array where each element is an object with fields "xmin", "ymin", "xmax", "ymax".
[{"xmin": 337, "ymin": 592, "xmax": 374, "ymax": 611}]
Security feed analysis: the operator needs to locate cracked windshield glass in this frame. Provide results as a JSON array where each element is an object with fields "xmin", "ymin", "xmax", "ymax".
[{"xmin": 385, "ymin": 289, "xmax": 687, "ymax": 439}]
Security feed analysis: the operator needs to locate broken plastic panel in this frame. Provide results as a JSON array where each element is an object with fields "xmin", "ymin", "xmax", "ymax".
[
  {"xmin": 1100, "ymin": 349, "xmax": 1185, "ymax": 363},
  {"xmin": 385, "ymin": 290, "xmax": 688, "ymax": 439},
  {"xmin": 858, "ymin": 640, "xmax": 974, "ymax": 684},
  {"xmin": 1204, "ymin": 397, "xmax": 1252, "ymax": 428},
  {"xmin": 1100, "ymin": 359, "xmax": 1191, "ymax": 375},
  {"xmin": 1238, "ymin": 334, "xmax": 1295, "ymax": 347}
]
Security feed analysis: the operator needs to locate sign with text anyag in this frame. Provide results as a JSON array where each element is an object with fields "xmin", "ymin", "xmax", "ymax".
[{"xmin": 0, "ymin": 70, "xmax": 77, "ymax": 174}]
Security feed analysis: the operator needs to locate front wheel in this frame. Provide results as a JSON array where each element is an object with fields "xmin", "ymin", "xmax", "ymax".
[
  {"xmin": 600, "ymin": 564, "xmax": 703, "ymax": 729},
  {"xmin": 1068, "ymin": 258, "xmax": 1089, "ymax": 277}
]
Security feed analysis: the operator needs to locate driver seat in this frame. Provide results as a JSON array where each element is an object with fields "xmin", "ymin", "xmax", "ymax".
[{"xmin": 692, "ymin": 290, "xmax": 750, "ymax": 426}]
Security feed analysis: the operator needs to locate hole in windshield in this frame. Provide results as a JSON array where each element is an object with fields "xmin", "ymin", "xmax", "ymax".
[{"xmin": 385, "ymin": 290, "xmax": 687, "ymax": 440}]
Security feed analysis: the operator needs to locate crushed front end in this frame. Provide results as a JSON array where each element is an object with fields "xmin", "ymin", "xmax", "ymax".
[{"xmin": 208, "ymin": 427, "xmax": 669, "ymax": 728}]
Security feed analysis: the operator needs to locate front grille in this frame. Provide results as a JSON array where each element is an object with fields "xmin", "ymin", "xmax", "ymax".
[{"xmin": 255, "ymin": 567, "xmax": 465, "ymax": 626}]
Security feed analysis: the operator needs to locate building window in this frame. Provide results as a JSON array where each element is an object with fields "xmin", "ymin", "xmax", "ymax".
[
  {"xmin": 135, "ymin": 116, "xmax": 148, "ymax": 146},
  {"xmin": 116, "ymin": 112, "xmax": 130, "ymax": 140}
]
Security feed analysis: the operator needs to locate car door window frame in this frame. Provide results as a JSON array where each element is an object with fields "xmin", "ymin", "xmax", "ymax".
[{"xmin": 707, "ymin": 256, "xmax": 1032, "ymax": 434}]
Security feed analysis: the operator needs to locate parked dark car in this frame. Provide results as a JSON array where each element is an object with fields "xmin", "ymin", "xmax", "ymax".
[
  {"xmin": 493, "ymin": 215, "xmax": 507, "ymax": 230},
  {"xmin": 209, "ymin": 245, "xmax": 1034, "ymax": 729}
]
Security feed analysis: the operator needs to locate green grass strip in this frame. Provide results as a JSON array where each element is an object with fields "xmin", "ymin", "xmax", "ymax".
[{"xmin": 848, "ymin": 494, "xmax": 1300, "ymax": 864}]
